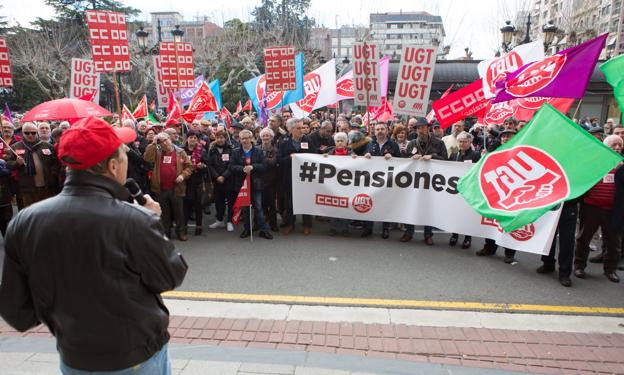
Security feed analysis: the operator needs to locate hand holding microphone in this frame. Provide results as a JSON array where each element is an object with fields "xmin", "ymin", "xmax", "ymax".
[{"xmin": 124, "ymin": 178, "xmax": 161, "ymax": 216}]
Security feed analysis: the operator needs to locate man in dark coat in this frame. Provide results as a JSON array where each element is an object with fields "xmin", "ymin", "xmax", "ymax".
[{"xmin": 230, "ymin": 129, "xmax": 272, "ymax": 239}]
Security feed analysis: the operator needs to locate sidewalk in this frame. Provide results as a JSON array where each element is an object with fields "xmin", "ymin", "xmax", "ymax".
[{"xmin": 1, "ymin": 299, "xmax": 624, "ymax": 374}]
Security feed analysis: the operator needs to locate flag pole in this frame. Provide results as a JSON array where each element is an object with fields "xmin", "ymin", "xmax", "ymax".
[
  {"xmin": 249, "ymin": 203, "xmax": 253, "ymax": 242},
  {"xmin": 572, "ymin": 99, "xmax": 583, "ymax": 121}
]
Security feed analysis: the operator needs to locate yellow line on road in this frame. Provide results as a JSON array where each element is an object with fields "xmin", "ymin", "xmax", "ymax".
[{"xmin": 162, "ymin": 291, "xmax": 624, "ymax": 315}]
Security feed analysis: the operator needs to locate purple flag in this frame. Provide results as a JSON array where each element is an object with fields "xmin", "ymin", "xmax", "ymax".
[
  {"xmin": 493, "ymin": 34, "xmax": 607, "ymax": 103},
  {"xmin": 177, "ymin": 75, "xmax": 204, "ymax": 107},
  {"xmin": 3, "ymin": 103, "xmax": 11, "ymax": 122},
  {"xmin": 259, "ymin": 90, "xmax": 268, "ymax": 128}
]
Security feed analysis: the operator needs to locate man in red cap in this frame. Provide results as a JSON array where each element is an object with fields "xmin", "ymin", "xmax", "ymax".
[{"xmin": 0, "ymin": 116, "xmax": 188, "ymax": 374}]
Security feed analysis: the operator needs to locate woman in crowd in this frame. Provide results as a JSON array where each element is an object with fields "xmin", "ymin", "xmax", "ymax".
[
  {"xmin": 392, "ymin": 124, "xmax": 409, "ymax": 157},
  {"xmin": 259, "ymin": 127, "xmax": 280, "ymax": 232},
  {"xmin": 183, "ymin": 131, "xmax": 210, "ymax": 235},
  {"xmin": 448, "ymin": 131, "xmax": 480, "ymax": 248},
  {"xmin": 324, "ymin": 132, "xmax": 352, "ymax": 237},
  {"xmin": 207, "ymin": 130, "xmax": 236, "ymax": 232}
]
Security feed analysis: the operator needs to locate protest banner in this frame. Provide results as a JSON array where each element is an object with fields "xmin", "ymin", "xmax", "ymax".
[
  {"xmin": 264, "ymin": 46, "xmax": 297, "ymax": 92},
  {"xmin": 85, "ymin": 10, "xmax": 130, "ymax": 72},
  {"xmin": 0, "ymin": 38, "xmax": 13, "ymax": 88},
  {"xmin": 353, "ymin": 42, "xmax": 381, "ymax": 107},
  {"xmin": 69, "ymin": 58, "xmax": 100, "ymax": 104},
  {"xmin": 431, "ymin": 79, "xmax": 489, "ymax": 128},
  {"xmin": 478, "ymin": 41, "xmax": 543, "ymax": 99},
  {"xmin": 152, "ymin": 55, "xmax": 169, "ymax": 109},
  {"xmin": 159, "ymin": 42, "xmax": 195, "ymax": 89},
  {"xmin": 292, "ymin": 154, "xmax": 560, "ymax": 255},
  {"xmin": 393, "ymin": 45, "xmax": 437, "ymax": 116}
]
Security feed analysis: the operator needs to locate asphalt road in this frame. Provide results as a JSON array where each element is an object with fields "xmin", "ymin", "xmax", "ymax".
[
  {"xmin": 1, "ymin": 216, "xmax": 622, "ymax": 310},
  {"xmin": 168, "ymin": 217, "xmax": 624, "ymax": 310}
]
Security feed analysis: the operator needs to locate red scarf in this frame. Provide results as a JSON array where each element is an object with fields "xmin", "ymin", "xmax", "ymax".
[
  {"xmin": 190, "ymin": 144, "xmax": 203, "ymax": 169},
  {"xmin": 334, "ymin": 148, "xmax": 348, "ymax": 156}
]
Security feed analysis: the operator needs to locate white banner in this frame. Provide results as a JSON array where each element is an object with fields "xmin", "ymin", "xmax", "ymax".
[
  {"xmin": 353, "ymin": 42, "xmax": 381, "ymax": 107},
  {"xmin": 393, "ymin": 45, "xmax": 437, "ymax": 116},
  {"xmin": 478, "ymin": 41, "xmax": 544, "ymax": 99},
  {"xmin": 292, "ymin": 154, "xmax": 560, "ymax": 255},
  {"xmin": 290, "ymin": 59, "xmax": 337, "ymax": 118},
  {"xmin": 152, "ymin": 55, "xmax": 169, "ymax": 110},
  {"xmin": 69, "ymin": 58, "xmax": 100, "ymax": 103}
]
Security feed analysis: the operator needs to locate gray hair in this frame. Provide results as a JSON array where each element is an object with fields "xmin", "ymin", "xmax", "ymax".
[
  {"xmin": 333, "ymin": 131, "xmax": 348, "ymax": 143},
  {"xmin": 603, "ymin": 134, "xmax": 623, "ymax": 146},
  {"xmin": 22, "ymin": 122, "xmax": 37, "ymax": 131},
  {"xmin": 285, "ymin": 118, "xmax": 298, "ymax": 130},
  {"xmin": 457, "ymin": 131, "xmax": 473, "ymax": 141},
  {"xmin": 37, "ymin": 121, "xmax": 51, "ymax": 129},
  {"xmin": 259, "ymin": 127, "xmax": 274, "ymax": 138},
  {"xmin": 239, "ymin": 129, "xmax": 253, "ymax": 139},
  {"xmin": 321, "ymin": 120, "xmax": 333, "ymax": 130},
  {"xmin": 122, "ymin": 119, "xmax": 135, "ymax": 129}
]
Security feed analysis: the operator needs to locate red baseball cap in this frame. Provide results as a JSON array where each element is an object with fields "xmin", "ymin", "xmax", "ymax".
[{"xmin": 58, "ymin": 116, "xmax": 136, "ymax": 170}]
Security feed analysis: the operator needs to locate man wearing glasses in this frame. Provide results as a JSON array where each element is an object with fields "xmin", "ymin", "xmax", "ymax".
[{"xmin": 4, "ymin": 122, "xmax": 60, "ymax": 207}]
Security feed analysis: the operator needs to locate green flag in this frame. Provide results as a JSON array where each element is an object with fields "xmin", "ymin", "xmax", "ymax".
[
  {"xmin": 458, "ymin": 104, "xmax": 623, "ymax": 232},
  {"xmin": 143, "ymin": 112, "xmax": 159, "ymax": 125},
  {"xmin": 600, "ymin": 54, "xmax": 624, "ymax": 111}
]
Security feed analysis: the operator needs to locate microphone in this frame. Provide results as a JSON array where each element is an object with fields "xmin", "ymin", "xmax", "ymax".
[{"xmin": 124, "ymin": 178, "xmax": 147, "ymax": 206}]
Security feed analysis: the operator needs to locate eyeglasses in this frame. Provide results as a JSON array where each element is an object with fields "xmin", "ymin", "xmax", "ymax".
[{"xmin": 23, "ymin": 132, "xmax": 37, "ymax": 135}]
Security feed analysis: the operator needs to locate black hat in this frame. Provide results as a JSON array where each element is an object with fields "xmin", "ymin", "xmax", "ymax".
[
  {"xmin": 230, "ymin": 121, "xmax": 244, "ymax": 130},
  {"xmin": 499, "ymin": 129, "xmax": 517, "ymax": 136},
  {"xmin": 414, "ymin": 117, "xmax": 429, "ymax": 127},
  {"xmin": 588, "ymin": 126, "xmax": 604, "ymax": 134}
]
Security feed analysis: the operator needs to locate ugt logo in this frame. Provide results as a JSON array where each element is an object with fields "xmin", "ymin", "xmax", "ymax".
[{"xmin": 479, "ymin": 146, "xmax": 569, "ymax": 211}]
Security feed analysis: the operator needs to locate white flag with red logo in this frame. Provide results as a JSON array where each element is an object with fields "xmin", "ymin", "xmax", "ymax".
[
  {"xmin": 335, "ymin": 70, "xmax": 354, "ymax": 102},
  {"xmin": 478, "ymin": 41, "xmax": 544, "ymax": 99},
  {"xmin": 232, "ymin": 174, "xmax": 251, "ymax": 225},
  {"xmin": 290, "ymin": 59, "xmax": 337, "ymax": 118}
]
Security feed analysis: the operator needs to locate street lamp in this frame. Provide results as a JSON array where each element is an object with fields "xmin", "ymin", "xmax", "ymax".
[
  {"xmin": 500, "ymin": 20, "xmax": 516, "ymax": 52},
  {"xmin": 342, "ymin": 56, "xmax": 350, "ymax": 65},
  {"xmin": 542, "ymin": 20, "xmax": 558, "ymax": 50},
  {"xmin": 172, "ymin": 25, "xmax": 184, "ymax": 43},
  {"xmin": 135, "ymin": 20, "xmax": 162, "ymax": 55}
]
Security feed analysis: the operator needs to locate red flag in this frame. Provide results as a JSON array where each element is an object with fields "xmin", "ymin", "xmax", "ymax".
[
  {"xmin": 132, "ymin": 95, "xmax": 148, "ymax": 119},
  {"xmin": 220, "ymin": 106, "xmax": 232, "ymax": 128},
  {"xmin": 187, "ymin": 82, "xmax": 218, "ymax": 113},
  {"xmin": 166, "ymin": 91, "xmax": 182, "ymax": 126},
  {"xmin": 431, "ymin": 80, "xmax": 490, "ymax": 129},
  {"xmin": 235, "ymin": 101, "xmax": 242, "ymax": 114},
  {"xmin": 149, "ymin": 100, "xmax": 156, "ymax": 112},
  {"xmin": 121, "ymin": 104, "xmax": 136, "ymax": 123},
  {"xmin": 231, "ymin": 174, "xmax": 251, "ymax": 225},
  {"xmin": 242, "ymin": 99, "xmax": 252, "ymax": 112},
  {"xmin": 482, "ymin": 97, "xmax": 575, "ymax": 125},
  {"xmin": 426, "ymin": 85, "xmax": 454, "ymax": 123},
  {"xmin": 78, "ymin": 90, "xmax": 97, "ymax": 102}
]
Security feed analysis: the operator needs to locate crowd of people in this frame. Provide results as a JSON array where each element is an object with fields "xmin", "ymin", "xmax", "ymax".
[{"xmin": 0, "ymin": 109, "xmax": 622, "ymax": 287}]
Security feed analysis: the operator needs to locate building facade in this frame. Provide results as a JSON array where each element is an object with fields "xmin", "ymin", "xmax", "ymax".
[
  {"xmin": 369, "ymin": 12, "xmax": 445, "ymax": 60},
  {"xmin": 150, "ymin": 12, "xmax": 184, "ymax": 43},
  {"xmin": 330, "ymin": 26, "xmax": 369, "ymax": 61}
]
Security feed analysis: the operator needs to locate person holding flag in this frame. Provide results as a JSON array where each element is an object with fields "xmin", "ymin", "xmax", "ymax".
[{"xmin": 229, "ymin": 129, "xmax": 272, "ymax": 239}]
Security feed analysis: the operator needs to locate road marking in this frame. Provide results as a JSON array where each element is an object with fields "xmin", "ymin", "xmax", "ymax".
[{"xmin": 162, "ymin": 291, "xmax": 624, "ymax": 315}]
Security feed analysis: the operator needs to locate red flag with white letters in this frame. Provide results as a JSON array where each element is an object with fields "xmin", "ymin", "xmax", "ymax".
[{"xmin": 231, "ymin": 174, "xmax": 251, "ymax": 225}]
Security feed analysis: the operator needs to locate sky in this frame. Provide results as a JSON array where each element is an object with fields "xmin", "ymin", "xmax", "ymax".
[{"xmin": 2, "ymin": 0, "xmax": 532, "ymax": 59}]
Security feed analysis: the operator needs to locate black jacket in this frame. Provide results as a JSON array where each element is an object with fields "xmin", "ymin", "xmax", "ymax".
[
  {"xmin": 406, "ymin": 134, "xmax": 448, "ymax": 160},
  {"xmin": 308, "ymin": 130, "xmax": 335, "ymax": 154},
  {"xmin": 278, "ymin": 134, "xmax": 316, "ymax": 187},
  {"xmin": 207, "ymin": 142, "xmax": 235, "ymax": 191},
  {"xmin": 366, "ymin": 138, "xmax": 401, "ymax": 157},
  {"xmin": 449, "ymin": 148, "xmax": 481, "ymax": 163},
  {"xmin": 230, "ymin": 146, "xmax": 267, "ymax": 192},
  {"xmin": 126, "ymin": 143, "xmax": 153, "ymax": 193},
  {"xmin": 611, "ymin": 166, "xmax": 624, "ymax": 230},
  {"xmin": 0, "ymin": 170, "xmax": 188, "ymax": 371}
]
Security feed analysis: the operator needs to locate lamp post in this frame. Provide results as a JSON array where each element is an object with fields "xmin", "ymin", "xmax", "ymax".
[
  {"xmin": 172, "ymin": 25, "xmax": 184, "ymax": 43},
  {"xmin": 542, "ymin": 20, "xmax": 559, "ymax": 52},
  {"xmin": 500, "ymin": 20, "xmax": 516, "ymax": 52},
  {"xmin": 136, "ymin": 19, "xmax": 163, "ymax": 55}
]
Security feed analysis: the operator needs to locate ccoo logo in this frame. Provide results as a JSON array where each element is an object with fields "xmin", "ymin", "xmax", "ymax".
[
  {"xmin": 506, "ymin": 54, "xmax": 566, "ymax": 97},
  {"xmin": 479, "ymin": 146, "xmax": 569, "ymax": 211}
]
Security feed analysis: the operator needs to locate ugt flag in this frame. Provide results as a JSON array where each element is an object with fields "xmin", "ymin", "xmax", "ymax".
[
  {"xmin": 600, "ymin": 54, "xmax": 624, "ymax": 112},
  {"xmin": 458, "ymin": 104, "xmax": 623, "ymax": 232},
  {"xmin": 244, "ymin": 52, "xmax": 304, "ymax": 113},
  {"xmin": 493, "ymin": 34, "xmax": 607, "ymax": 103}
]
